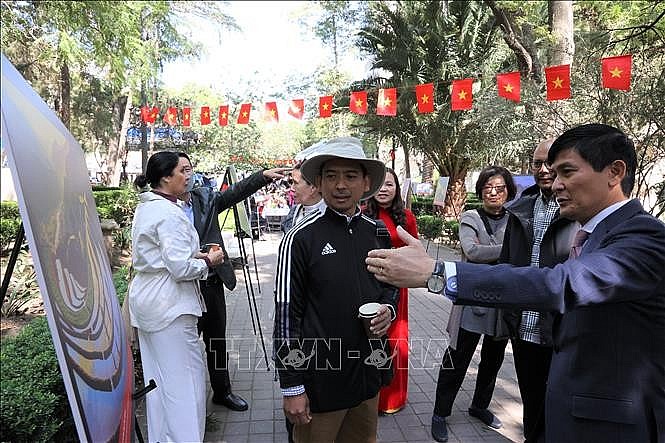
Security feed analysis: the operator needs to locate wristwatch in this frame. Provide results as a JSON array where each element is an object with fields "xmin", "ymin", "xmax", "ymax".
[{"xmin": 427, "ymin": 260, "xmax": 445, "ymax": 294}]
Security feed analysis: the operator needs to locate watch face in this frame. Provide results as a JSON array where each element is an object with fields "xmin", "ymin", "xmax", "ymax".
[{"xmin": 427, "ymin": 275, "xmax": 445, "ymax": 293}]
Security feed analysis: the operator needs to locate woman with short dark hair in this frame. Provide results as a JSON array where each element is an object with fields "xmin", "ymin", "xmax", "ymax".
[
  {"xmin": 130, "ymin": 151, "xmax": 225, "ymax": 442},
  {"xmin": 431, "ymin": 165, "xmax": 515, "ymax": 442}
]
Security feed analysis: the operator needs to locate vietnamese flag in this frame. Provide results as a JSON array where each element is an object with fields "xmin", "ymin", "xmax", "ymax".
[
  {"xmin": 451, "ymin": 78, "xmax": 474, "ymax": 111},
  {"xmin": 602, "ymin": 54, "xmax": 632, "ymax": 91},
  {"xmin": 164, "ymin": 107, "xmax": 178, "ymax": 126},
  {"xmin": 497, "ymin": 71, "xmax": 521, "ymax": 102},
  {"xmin": 319, "ymin": 95, "xmax": 333, "ymax": 118},
  {"xmin": 415, "ymin": 83, "xmax": 434, "ymax": 113},
  {"xmin": 182, "ymin": 107, "xmax": 191, "ymax": 127},
  {"xmin": 350, "ymin": 91, "xmax": 367, "ymax": 115},
  {"xmin": 218, "ymin": 105, "xmax": 229, "ymax": 126},
  {"xmin": 200, "ymin": 106, "xmax": 211, "ymax": 125},
  {"xmin": 148, "ymin": 107, "xmax": 159, "ymax": 123},
  {"xmin": 376, "ymin": 88, "xmax": 397, "ymax": 116},
  {"xmin": 265, "ymin": 101, "xmax": 279, "ymax": 123},
  {"xmin": 545, "ymin": 64, "xmax": 571, "ymax": 101},
  {"xmin": 237, "ymin": 103, "xmax": 252, "ymax": 124},
  {"xmin": 288, "ymin": 99, "xmax": 304, "ymax": 120},
  {"xmin": 140, "ymin": 106, "xmax": 153, "ymax": 124}
]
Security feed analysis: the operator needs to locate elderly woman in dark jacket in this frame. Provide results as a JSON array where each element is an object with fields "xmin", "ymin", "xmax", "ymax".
[{"xmin": 431, "ymin": 166, "xmax": 517, "ymax": 442}]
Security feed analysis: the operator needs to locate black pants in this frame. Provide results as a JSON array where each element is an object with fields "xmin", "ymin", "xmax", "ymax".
[
  {"xmin": 433, "ymin": 327, "xmax": 508, "ymax": 417},
  {"xmin": 511, "ymin": 338, "xmax": 552, "ymax": 443},
  {"xmin": 197, "ymin": 276, "xmax": 231, "ymax": 397}
]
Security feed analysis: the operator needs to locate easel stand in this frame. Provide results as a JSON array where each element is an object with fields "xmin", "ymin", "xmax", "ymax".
[
  {"xmin": 0, "ymin": 223, "xmax": 25, "ymax": 309},
  {"xmin": 132, "ymin": 379, "xmax": 157, "ymax": 443},
  {"xmin": 230, "ymin": 201, "xmax": 270, "ymax": 369}
]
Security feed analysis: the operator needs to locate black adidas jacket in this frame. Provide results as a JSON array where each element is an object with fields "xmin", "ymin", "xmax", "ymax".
[{"xmin": 273, "ymin": 207, "xmax": 399, "ymax": 413}]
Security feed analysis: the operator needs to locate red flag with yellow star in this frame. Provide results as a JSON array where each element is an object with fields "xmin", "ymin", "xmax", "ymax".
[
  {"xmin": 451, "ymin": 78, "xmax": 473, "ymax": 111},
  {"xmin": 218, "ymin": 105, "xmax": 229, "ymax": 126},
  {"xmin": 496, "ymin": 71, "xmax": 521, "ymax": 102},
  {"xmin": 376, "ymin": 88, "xmax": 397, "ymax": 116},
  {"xmin": 319, "ymin": 95, "xmax": 333, "ymax": 118},
  {"xmin": 288, "ymin": 99, "xmax": 304, "ymax": 120},
  {"xmin": 237, "ymin": 103, "xmax": 252, "ymax": 124},
  {"xmin": 140, "ymin": 106, "xmax": 151, "ymax": 123},
  {"xmin": 602, "ymin": 54, "xmax": 631, "ymax": 91},
  {"xmin": 148, "ymin": 107, "xmax": 159, "ymax": 124},
  {"xmin": 200, "ymin": 106, "xmax": 211, "ymax": 125},
  {"xmin": 415, "ymin": 83, "xmax": 434, "ymax": 113},
  {"xmin": 163, "ymin": 107, "xmax": 178, "ymax": 126},
  {"xmin": 182, "ymin": 107, "xmax": 191, "ymax": 127},
  {"xmin": 545, "ymin": 64, "xmax": 571, "ymax": 101},
  {"xmin": 265, "ymin": 102, "xmax": 279, "ymax": 123},
  {"xmin": 350, "ymin": 91, "xmax": 367, "ymax": 115}
]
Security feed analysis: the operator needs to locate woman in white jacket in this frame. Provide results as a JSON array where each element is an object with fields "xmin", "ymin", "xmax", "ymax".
[{"xmin": 130, "ymin": 151, "xmax": 225, "ymax": 442}]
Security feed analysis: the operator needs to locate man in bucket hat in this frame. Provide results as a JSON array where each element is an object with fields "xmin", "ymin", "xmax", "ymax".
[{"xmin": 273, "ymin": 136, "xmax": 399, "ymax": 442}]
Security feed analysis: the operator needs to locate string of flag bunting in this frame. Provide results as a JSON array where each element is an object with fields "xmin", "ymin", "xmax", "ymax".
[{"xmin": 140, "ymin": 55, "xmax": 632, "ymax": 126}]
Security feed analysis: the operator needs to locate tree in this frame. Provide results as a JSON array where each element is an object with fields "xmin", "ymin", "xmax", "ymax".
[{"xmin": 356, "ymin": 0, "xmax": 521, "ymax": 218}]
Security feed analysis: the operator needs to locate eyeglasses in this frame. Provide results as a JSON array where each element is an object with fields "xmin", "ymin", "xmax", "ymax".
[
  {"xmin": 531, "ymin": 160, "xmax": 552, "ymax": 170},
  {"xmin": 482, "ymin": 185, "xmax": 506, "ymax": 194}
]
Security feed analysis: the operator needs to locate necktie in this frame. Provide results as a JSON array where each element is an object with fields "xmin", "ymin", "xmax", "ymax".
[{"xmin": 569, "ymin": 229, "xmax": 589, "ymax": 259}]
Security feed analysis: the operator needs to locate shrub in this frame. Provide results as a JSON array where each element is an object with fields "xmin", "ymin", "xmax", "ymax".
[
  {"xmin": 416, "ymin": 215, "xmax": 444, "ymax": 240},
  {"xmin": 443, "ymin": 220, "xmax": 461, "ymax": 243},
  {"xmin": 92, "ymin": 187, "xmax": 138, "ymax": 227},
  {"xmin": 1, "ymin": 251, "xmax": 40, "ymax": 316},
  {"xmin": 0, "ymin": 317, "xmax": 77, "ymax": 442},
  {"xmin": 411, "ymin": 196, "xmax": 435, "ymax": 216},
  {"xmin": 113, "ymin": 265, "xmax": 131, "ymax": 305},
  {"xmin": 1, "ymin": 201, "xmax": 21, "ymax": 252},
  {"xmin": 464, "ymin": 192, "xmax": 483, "ymax": 211}
]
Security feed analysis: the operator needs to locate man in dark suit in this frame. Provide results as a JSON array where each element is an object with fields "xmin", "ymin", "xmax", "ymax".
[
  {"xmin": 367, "ymin": 124, "xmax": 665, "ymax": 442},
  {"xmin": 179, "ymin": 153, "xmax": 287, "ymax": 411},
  {"xmin": 500, "ymin": 138, "xmax": 577, "ymax": 442}
]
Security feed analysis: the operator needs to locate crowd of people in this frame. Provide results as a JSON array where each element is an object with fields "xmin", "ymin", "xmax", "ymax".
[{"xmin": 127, "ymin": 123, "xmax": 664, "ymax": 443}]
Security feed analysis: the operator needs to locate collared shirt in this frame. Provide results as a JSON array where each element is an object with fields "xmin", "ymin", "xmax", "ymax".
[
  {"xmin": 520, "ymin": 191, "xmax": 559, "ymax": 344},
  {"xmin": 180, "ymin": 197, "xmax": 194, "ymax": 225}
]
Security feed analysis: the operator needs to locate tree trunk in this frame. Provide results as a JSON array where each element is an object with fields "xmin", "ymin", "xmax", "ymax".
[
  {"xmin": 59, "ymin": 61, "xmax": 71, "ymax": 129},
  {"xmin": 548, "ymin": 1, "xmax": 575, "ymax": 65},
  {"xmin": 485, "ymin": 0, "xmax": 543, "ymax": 82},
  {"xmin": 107, "ymin": 91, "xmax": 132, "ymax": 186},
  {"xmin": 442, "ymin": 170, "xmax": 468, "ymax": 220}
]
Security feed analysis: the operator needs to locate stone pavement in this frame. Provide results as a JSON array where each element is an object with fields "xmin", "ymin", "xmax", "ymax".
[{"xmin": 141, "ymin": 231, "xmax": 525, "ymax": 442}]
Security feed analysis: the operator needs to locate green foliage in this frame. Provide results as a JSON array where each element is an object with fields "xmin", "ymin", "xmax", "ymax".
[
  {"xmin": 92, "ymin": 187, "xmax": 138, "ymax": 227},
  {"xmin": 0, "ymin": 201, "xmax": 21, "ymax": 252},
  {"xmin": 464, "ymin": 192, "xmax": 483, "ymax": 211},
  {"xmin": 443, "ymin": 219, "xmax": 461, "ymax": 244},
  {"xmin": 416, "ymin": 214, "xmax": 444, "ymax": 240},
  {"xmin": 411, "ymin": 196, "xmax": 435, "ymax": 216},
  {"xmin": 113, "ymin": 265, "xmax": 131, "ymax": 306},
  {"xmin": 0, "ymin": 317, "xmax": 77, "ymax": 442},
  {"xmin": 1, "ymin": 251, "xmax": 40, "ymax": 316}
]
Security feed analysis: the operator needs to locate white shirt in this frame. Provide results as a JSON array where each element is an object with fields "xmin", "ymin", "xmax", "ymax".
[{"xmin": 129, "ymin": 192, "xmax": 209, "ymax": 332}]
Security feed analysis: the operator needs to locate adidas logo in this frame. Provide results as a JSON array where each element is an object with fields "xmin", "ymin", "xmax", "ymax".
[{"xmin": 321, "ymin": 243, "xmax": 337, "ymax": 255}]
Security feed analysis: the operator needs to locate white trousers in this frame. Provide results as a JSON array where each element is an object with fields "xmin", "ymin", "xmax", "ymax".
[{"xmin": 138, "ymin": 314, "xmax": 206, "ymax": 443}]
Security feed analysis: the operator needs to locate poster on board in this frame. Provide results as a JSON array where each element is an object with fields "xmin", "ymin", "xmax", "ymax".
[
  {"xmin": 1, "ymin": 55, "xmax": 133, "ymax": 442},
  {"xmin": 433, "ymin": 177, "xmax": 450, "ymax": 207},
  {"xmin": 224, "ymin": 165, "xmax": 252, "ymax": 237}
]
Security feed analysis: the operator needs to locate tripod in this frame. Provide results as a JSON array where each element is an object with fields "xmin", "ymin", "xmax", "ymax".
[{"xmin": 220, "ymin": 167, "xmax": 270, "ymax": 369}]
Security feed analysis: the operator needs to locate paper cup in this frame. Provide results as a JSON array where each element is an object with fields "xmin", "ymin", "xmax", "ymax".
[
  {"xmin": 205, "ymin": 243, "xmax": 220, "ymax": 252},
  {"xmin": 358, "ymin": 302, "xmax": 382, "ymax": 338}
]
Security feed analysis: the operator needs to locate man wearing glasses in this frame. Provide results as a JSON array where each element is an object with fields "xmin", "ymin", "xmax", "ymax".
[{"xmin": 499, "ymin": 138, "xmax": 577, "ymax": 442}]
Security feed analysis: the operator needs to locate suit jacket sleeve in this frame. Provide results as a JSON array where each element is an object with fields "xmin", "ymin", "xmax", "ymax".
[
  {"xmin": 213, "ymin": 170, "xmax": 270, "ymax": 212},
  {"xmin": 454, "ymin": 212, "xmax": 665, "ymax": 312}
]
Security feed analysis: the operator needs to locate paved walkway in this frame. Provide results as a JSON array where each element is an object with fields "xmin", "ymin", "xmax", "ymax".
[{"xmin": 141, "ymin": 231, "xmax": 525, "ymax": 442}]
